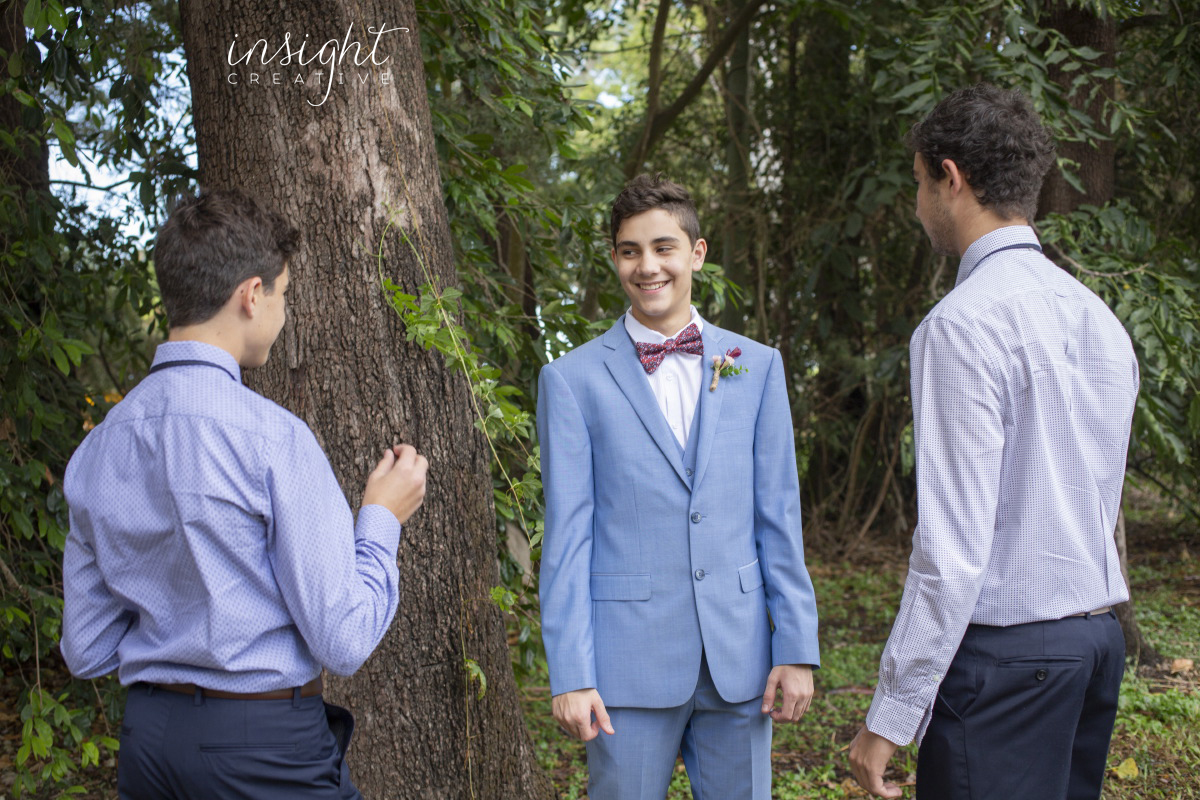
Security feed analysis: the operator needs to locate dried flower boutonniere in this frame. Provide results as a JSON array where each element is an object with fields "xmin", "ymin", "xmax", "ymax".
[{"xmin": 709, "ymin": 347, "xmax": 747, "ymax": 391}]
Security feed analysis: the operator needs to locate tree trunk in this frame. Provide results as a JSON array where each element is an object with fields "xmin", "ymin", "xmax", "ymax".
[
  {"xmin": 1038, "ymin": 3, "xmax": 1117, "ymax": 214},
  {"xmin": 179, "ymin": 2, "xmax": 554, "ymax": 797},
  {"xmin": 718, "ymin": 11, "xmax": 752, "ymax": 336},
  {"xmin": 1037, "ymin": 3, "xmax": 1154, "ymax": 665},
  {"xmin": 1113, "ymin": 505, "xmax": 1163, "ymax": 665}
]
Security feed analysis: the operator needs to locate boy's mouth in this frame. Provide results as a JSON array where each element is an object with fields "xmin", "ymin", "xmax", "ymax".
[{"xmin": 637, "ymin": 280, "xmax": 669, "ymax": 292}]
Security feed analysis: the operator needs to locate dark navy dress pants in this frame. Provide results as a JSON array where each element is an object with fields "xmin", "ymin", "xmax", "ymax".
[
  {"xmin": 118, "ymin": 683, "xmax": 362, "ymax": 799},
  {"xmin": 917, "ymin": 610, "xmax": 1124, "ymax": 800}
]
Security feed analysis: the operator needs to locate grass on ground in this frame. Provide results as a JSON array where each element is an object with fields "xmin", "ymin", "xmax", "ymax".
[{"xmin": 523, "ymin": 507, "xmax": 1200, "ymax": 799}]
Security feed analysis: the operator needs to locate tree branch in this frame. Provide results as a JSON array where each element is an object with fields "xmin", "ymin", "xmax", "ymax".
[{"xmin": 624, "ymin": 0, "xmax": 768, "ymax": 176}]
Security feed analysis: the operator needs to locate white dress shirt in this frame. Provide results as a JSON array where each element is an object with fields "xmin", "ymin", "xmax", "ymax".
[
  {"xmin": 866, "ymin": 226, "xmax": 1138, "ymax": 746},
  {"xmin": 624, "ymin": 306, "xmax": 704, "ymax": 448}
]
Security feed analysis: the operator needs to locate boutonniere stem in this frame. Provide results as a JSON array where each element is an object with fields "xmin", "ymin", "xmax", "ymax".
[{"xmin": 709, "ymin": 347, "xmax": 746, "ymax": 391}]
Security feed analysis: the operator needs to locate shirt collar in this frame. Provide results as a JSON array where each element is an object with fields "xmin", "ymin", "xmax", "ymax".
[
  {"xmin": 151, "ymin": 340, "xmax": 243, "ymax": 382},
  {"xmin": 623, "ymin": 305, "xmax": 703, "ymax": 345},
  {"xmin": 956, "ymin": 225, "xmax": 1041, "ymax": 286}
]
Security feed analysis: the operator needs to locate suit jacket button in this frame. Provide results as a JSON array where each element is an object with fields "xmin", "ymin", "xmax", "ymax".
[
  {"xmin": 694, "ymin": 569, "xmax": 705, "ymax": 580},
  {"xmin": 690, "ymin": 512, "xmax": 701, "ymax": 523},
  {"xmin": 686, "ymin": 468, "xmax": 694, "ymax": 477}
]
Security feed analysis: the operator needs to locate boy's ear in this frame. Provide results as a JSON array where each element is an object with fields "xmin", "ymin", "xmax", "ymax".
[
  {"xmin": 691, "ymin": 237, "xmax": 707, "ymax": 271},
  {"xmin": 235, "ymin": 275, "xmax": 265, "ymax": 318},
  {"xmin": 941, "ymin": 158, "xmax": 968, "ymax": 198}
]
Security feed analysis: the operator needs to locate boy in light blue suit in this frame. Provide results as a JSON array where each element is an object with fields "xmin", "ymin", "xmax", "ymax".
[{"xmin": 537, "ymin": 175, "xmax": 820, "ymax": 799}]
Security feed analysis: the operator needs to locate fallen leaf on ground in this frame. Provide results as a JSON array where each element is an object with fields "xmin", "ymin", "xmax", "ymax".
[
  {"xmin": 1114, "ymin": 758, "xmax": 1139, "ymax": 780},
  {"xmin": 1170, "ymin": 658, "xmax": 1194, "ymax": 674}
]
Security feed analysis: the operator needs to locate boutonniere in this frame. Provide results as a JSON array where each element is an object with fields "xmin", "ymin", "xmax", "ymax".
[{"xmin": 709, "ymin": 347, "xmax": 747, "ymax": 391}]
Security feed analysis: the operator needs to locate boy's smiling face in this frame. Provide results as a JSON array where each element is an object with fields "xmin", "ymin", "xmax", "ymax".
[{"xmin": 612, "ymin": 208, "xmax": 707, "ymax": 337}]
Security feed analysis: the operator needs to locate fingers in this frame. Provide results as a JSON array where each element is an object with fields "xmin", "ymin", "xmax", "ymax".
[
  {"xmin": 362, "ymin": 442, "xmax": 429, "ymax": 523},
  {"xmin": 762, "ymin": 665, "xmax": 814, "ymax": 723},
  {"xmin": 760, "ymin": 672, "xmax": 780, "ymax": 714},
  {"xmin": 593, "ymin": 697, "xmax": 615, "ymax": 736},
  {"xmin": 552, "ymin": 689, "xmax": 615, "ymax": 742},
  {"xmin": 848, "ymin": 726, "xmax": 904, "ymax": 798},
  {"xmin": 370, "ymin": 447, "xmax": 396, "ymax": 477}
]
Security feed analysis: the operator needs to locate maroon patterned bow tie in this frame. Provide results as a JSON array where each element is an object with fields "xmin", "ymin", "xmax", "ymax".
[{"xmin": 635, "ymin": 323, "xmax": 704, "ymax": 374}]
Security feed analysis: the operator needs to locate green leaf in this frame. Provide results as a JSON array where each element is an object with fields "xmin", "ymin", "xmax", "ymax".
[
  {"xmin": 46, "ymin": 0, "xmax": 66, "ymax": 32},
  {"xmin": 22, "ymin": 0, "xmax": 40, "ymax": 29},
  {"xmin": 52, "ymin": 118, "xmax": 74, "ymax": 146},
  {"xmin": 51, "ymin": 345, "xmax": 69, "ymax": 375},
  {"xmin": 463, "ymin": 657, "xmax": 487, "ymax": 700},
  {"xmin": 890, "ymin": 78, "xmax": 932, "ymax": 102}
]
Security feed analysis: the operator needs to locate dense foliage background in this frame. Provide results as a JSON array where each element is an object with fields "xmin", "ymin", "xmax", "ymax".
[{"xmin": 1, "ymin": 0, "xmax": 1196, "ymax": 794}]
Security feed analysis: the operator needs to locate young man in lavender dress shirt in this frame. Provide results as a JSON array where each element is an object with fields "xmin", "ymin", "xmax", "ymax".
[
  {"xmin": 537, "ymin": 174, "xmax": 820, "ymax": 799},
  {"xmin": 849, "ymin": 85, "xmax": 1137, "ymax": 799},
  {"xmin": 61, "ymin": 189, "xmax": 428, "ymax": 799}
]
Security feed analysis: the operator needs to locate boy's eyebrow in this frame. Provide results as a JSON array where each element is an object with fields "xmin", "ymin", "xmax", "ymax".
[{"xmin": 615, "ymin": 236, "xmax": 682, "ymax": 249}]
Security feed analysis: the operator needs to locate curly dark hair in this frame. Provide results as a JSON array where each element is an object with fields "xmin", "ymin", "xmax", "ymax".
[
  {"xmin": 610, "ymin": 173, "xmax": 700, "ymax": 247},
  {"xmin": 154, "ymin": 189, "xmax": 299, "ymax": 328},
  {"xmin": 907, "ymin": 84, "xmax": 1056, "ymax": 221}
]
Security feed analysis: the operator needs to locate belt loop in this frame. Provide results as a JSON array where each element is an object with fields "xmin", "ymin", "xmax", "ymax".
[
  {"xmin": 292, "ymin": 686, "xmax": 302, "ymax": 708},
  {"xmin": 1084, "ymin": 610, "xmax": 1092, "ymax": 619},
  {"xmin": 146, "ymin": 683, "xmax": 156, "ymax": 697},
  {"xmin": 193, "ymin": 686, "xmax": 204, "ymax": 706}
]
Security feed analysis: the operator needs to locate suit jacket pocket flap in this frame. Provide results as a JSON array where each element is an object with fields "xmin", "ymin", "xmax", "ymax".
[
  {"xmin": 738, "ymin": 560, "xmax": 764, "ymax": 592},
  {"xmin": 590, "ymin": 573, "xmax": 652, "ymax": 601}
]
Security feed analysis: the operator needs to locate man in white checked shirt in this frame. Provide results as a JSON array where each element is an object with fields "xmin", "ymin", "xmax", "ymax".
[{"xmin": 849, "ymin": 84, "xmax": 1138, "ymax": 799}]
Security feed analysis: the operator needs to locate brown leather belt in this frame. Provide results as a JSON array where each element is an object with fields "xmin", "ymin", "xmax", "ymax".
[
  {"xmin": 152, "ymin": 674, "xmax": 323, "ymax": 700},
  {"xmin": 1067, "ymin": 606, "xmax": 1111, "ymax": 618}
]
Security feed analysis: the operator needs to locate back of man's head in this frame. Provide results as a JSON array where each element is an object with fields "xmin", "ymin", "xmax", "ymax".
[
  {"xmin": 908, "ymin": 83, "xmax": 1056, "ymax": 222},
  {"xmin": 610, "ymin": 173, "xmax": 701, "ymax": 248},
  {"xmin": 154, "ymin": 189, "xmax": 299, "ymax": 328}
]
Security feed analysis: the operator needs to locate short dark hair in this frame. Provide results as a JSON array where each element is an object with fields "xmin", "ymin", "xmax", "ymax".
[
  {"xmin": 907, "ymin": 84, "xmax": 1056, "ymax": 221},
  {"xmin": 153, "ymin": 189, "xmax": 299, "ymax": 327},
  {"xmin": 610, "ymin": 173, "xmax": 700, "ymax": 247}
]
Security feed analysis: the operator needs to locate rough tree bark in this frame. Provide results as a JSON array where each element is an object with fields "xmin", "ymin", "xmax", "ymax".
[
  {"xmin": 179, "ymin": 1, "xmax": 555, "ymax": 796},
  {"xmin": 1038, "ymin": 2, "xmax": 1161, "ymax": 666}
]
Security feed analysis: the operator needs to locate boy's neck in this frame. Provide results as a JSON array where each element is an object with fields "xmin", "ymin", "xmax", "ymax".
[
  {"xmin": 167, "ymin": 317, "xmax": 248, "ymax": 366},
  {"xmin": 630, "ymin": 306, "xmax": 694, "ymax": 338}
]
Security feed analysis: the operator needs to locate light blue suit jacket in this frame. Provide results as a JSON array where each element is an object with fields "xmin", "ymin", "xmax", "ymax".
[{"xmin": 537, "ymin": 316, "xmax": 820, "ymax": 708}]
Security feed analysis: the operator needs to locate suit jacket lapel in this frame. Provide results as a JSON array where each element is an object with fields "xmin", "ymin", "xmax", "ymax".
[
  {"xmin": 602, "ymin": 318, "xmax": 689, "ymax": 485},
  {"xmin": 691, "ymin": 323, "xmax": 726, "ymax": 489}
]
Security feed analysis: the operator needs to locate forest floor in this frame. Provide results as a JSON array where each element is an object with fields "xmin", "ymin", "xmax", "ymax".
[
  {"xmin": 524, "ymin": 492, "xmax": 1200, "ymax": 799},
  {"xmin": 2, "ymin": 493, "xmax": 1196, "ymax": 799}
]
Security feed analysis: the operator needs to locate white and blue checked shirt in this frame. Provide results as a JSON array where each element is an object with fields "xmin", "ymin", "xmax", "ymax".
[
  {"xmin": 866, "ymin": 226, "xmax": 1138, "ymax": 746},
  {"xmin": 62, "ymin": 341, "xmax": 402, "ymax": 691}
]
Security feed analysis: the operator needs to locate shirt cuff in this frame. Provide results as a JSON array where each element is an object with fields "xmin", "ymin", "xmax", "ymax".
[
  {"xmin": 355, "ymin": 504, "xmax": 402, "ymax": 551},
  {"xmin": 865, "ymin": 689, "xmax": 928, "ymax": 747}
]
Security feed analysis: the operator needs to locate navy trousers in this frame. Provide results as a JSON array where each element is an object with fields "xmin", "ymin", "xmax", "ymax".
[
  {"xmin": 118, "ymin": 683, "xmax": 362, "ymax": 799},
  {"xmin": 917, "ymin": 610, "xmax": 1124, "ymax": 800}
]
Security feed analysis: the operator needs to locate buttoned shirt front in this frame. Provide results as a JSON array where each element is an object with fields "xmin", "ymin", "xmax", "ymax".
[
  {"xmin": 61, "ymin": 340, "xmax": 402, "ymax": 691},
  {"xmin": 624, "ymin": 306, "xmax": 704, "ymax": 447},
  {"xmin": 866, "ymin": 226, "xmax": 1138, "ymax": 746}
]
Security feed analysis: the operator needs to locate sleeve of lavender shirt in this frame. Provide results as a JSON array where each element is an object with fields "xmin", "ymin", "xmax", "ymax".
[
  {"xmin": 265, "ymin": 423, "xmax": 401, "ymax": 676},
  {"xmin": 61, "ymin": 508, "xmax": 135, "ymax": 678},
  {"xmin": 865, "ymin": 316, "xmax": 1004, "ymax": 746}
]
